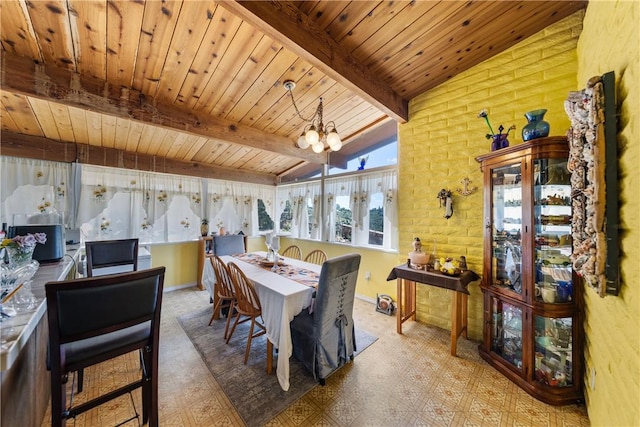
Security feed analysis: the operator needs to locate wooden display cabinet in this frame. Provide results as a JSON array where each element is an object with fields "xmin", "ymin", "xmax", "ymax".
[{"xmin": 475, "ymin": 137, "xmax": 583, "ymax": 405}]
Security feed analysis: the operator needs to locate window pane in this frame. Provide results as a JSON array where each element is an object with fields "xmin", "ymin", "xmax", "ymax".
[
  {"xmin": 329, "ymin": 139, "xmax": 397, "ymax": 175},
  {"xmin": 257, "ymin": 199, "xmax": 274, "ymax": 232},
  {"xmin": 279, "ymin": 200, "xmax": 292, "ymax": 232},
  {"xmin": 369, "ymin": 192, "xmax": 384, "ymax": 246},
  {"xmin": 335, "ymin": 195, "xmax": 352, "ymax": 243}
]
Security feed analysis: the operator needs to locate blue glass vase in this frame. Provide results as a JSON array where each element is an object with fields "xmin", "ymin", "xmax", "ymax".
[{"xmin": 522, "ymin": 109, "xmax": 550, "ymax": 141}]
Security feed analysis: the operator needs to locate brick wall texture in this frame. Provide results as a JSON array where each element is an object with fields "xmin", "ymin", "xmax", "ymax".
[
  {"xmin": 576, "ymin": 1, "xmax": 640, "ymax": 425},
  {"xmin": 400, "ymin": 3, "xmax": 640, "ymax": 422},
  {"xmin": 398, "ymin": 12, "xmax": 583, "ymax": 340}
]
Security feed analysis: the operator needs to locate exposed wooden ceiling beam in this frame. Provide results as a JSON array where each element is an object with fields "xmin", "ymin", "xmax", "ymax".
[
  {"xmin": 0, "ymin": 53, "xmax": 327, "ymax": 165},
  {"xmin": 0, "ymin": 131, "xmax": 277, "ymax": 185},
  {"xmin": 222, "ymin": 1, "xmax": 409, "ymax": 123}
]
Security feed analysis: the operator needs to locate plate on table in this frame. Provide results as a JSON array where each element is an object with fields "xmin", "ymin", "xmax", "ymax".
[{"xmin": 258, "ymin": 259, "xmax": 284, "ymax": 267}]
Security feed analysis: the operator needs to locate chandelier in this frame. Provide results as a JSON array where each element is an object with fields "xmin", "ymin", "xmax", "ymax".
[{"xmin": 283, "ymin": 80, "xmax": 342, "ymax": 153}]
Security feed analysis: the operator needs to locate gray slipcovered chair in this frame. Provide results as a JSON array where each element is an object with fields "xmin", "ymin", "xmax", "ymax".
[
  {"xmin": 290, "ymin": 253, "xmax": 361, "ymax": 385},
  {"xmin": 213, "ymin": 234, "xmax": 245, "ymax": 256},
  {"xmin": 46, "ymin": 267, "xmax": 165, "ymax": 426}
]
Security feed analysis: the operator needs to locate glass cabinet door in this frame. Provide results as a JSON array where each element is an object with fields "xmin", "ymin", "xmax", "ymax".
[
  {"xmin": 533, "ymin": 159, "xmax": 573, "ymax": 304},
  {"xmin": 491, "ymin": 163, "xmax": 523, "ymax": 294},
  {"xmin": 491, "ymin": 297, "xmax": 523, "ymax": 371},
  {"xmin": 534, "ymin": 315, "xmax": 573, "ymax": 387}
]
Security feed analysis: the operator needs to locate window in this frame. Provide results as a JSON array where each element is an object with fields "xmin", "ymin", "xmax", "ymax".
[
  {"xmin": 335, "ymin": 195, "xmax": 352, "ymax": 243},
  {"xmin": 279, "ymin": 200, "xmax": 292, "ymax": 232},
  {"xmin": 368, "ymin": 191, "xmax": 384, "ymax": 246},
  {"xmin": 257, "ymin": 199, "xmax": 274, "ymax": 232},
  {"xmin": 329, "ymin": 138, "xmax": 397, "ymax": 175}
]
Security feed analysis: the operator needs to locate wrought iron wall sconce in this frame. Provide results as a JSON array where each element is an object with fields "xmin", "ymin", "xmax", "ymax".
[{"xmin": 437, "ymin": 189, "xmax": 453, "ymax": 219}]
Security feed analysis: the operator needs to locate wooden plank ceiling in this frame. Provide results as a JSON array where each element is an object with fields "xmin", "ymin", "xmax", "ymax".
[{"xmin": 0, "ymin": 0, "xmax": 586, "ymax": 185}]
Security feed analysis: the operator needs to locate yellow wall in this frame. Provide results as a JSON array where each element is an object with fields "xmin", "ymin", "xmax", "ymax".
[
  {"xmin": 575, "ymin": 1, "xmax": 640, "ymax": 425},
  {"xmin": 399, "ymin": 12, "xmax": 583, "ymax": 341},
  {"xmin": 149, "ymin": 242, "xmax": 199, "ymax": 289}
]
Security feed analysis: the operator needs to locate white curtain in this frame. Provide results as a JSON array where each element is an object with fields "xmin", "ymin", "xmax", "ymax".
[
  {"xmin": 276, "ymin": 181, "xmax": 321, "ymax": 239},
  {"xmin": 1, "ymin": 157, "xmax": 73, "ymax": 227},
  {"xmin": 76, "ymin": 165, "xmax": 203, "ymax": 243},
  {"xmin": 206, "ymin": 180, "xmax": 275, "ymax": 236},
  {"xmin": 325, "ymin": 177, "xmax": 359, "ymax": 244},
  {"xmin": 324, "ymin": 169, "xmax": 398, "ymax": 250}
]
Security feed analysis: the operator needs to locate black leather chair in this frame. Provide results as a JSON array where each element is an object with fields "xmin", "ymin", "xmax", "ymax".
[
  {"xmin": 76, "ymin": 238, "xmax": 141, "ymax": 392},
  {"xmin": 46, "ymin": 266, "xmax": 165, "ymax": 426},
  {"xmin": 85, "ymin": 238, "xmax": 139, "ymax": 277},
  {"xmin": 290, "ymin": 253, "xmax": 361, "ymax": 385},
  {"xmin": 213, "ymin": 234, "xmax": 245, "ymax": 256}
]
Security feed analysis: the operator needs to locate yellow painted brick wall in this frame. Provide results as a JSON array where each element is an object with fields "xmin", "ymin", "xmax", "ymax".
[
  {"xmin": 398, "ymin": 12, "xmax": 583, "ymax": 341},
  {"xmin": 575, "ymin": 1, "xmax": 640, "ymax": 425}
]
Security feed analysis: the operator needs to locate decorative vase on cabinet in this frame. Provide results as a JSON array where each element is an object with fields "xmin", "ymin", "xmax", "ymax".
[
  {"xmin": 522, "ymin": 109, "xmax": 550, "ymax": 141},
  {"xmin": 475, "ymin": 136, "xmax": 583, "ymax": 406}
]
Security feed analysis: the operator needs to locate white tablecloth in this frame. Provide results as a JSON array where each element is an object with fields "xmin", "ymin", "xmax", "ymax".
[{"xmin": 221, "ymin": 252, "xmax": 320, "ymax": 391}]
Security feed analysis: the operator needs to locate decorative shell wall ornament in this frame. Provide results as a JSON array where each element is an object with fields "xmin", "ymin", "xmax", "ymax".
[{"xmin": 565, "ymin": 75, "xmax": 608, "ymax": 296}]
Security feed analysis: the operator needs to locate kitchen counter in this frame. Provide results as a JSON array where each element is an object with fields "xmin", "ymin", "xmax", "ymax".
[{"xmin": 1, "ymin": 244, "xmax": 79, "ymax": 427}]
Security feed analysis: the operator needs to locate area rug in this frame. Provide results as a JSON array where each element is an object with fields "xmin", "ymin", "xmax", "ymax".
[{"xmin": 177, "ymin": 307, "xmax": 377, "ymax": 427}]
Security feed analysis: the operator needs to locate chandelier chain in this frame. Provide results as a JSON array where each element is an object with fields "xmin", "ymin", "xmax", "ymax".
[{"xmin": 287, "ymin": 88, "xmax": 317, "ymax": 123}]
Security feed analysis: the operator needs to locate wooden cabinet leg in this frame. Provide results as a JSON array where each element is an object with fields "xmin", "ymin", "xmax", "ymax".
[{"xmin": 397, "ymin": 278, "xmax": 403, "ymax": 334}]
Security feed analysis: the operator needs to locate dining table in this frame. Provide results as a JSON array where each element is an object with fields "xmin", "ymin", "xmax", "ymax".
[{"xmin": 220, "ymin": 251, "xmax": 320, "ymax": 391}]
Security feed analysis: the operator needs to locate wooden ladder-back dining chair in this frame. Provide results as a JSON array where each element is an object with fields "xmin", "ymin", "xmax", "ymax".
[
  {"xmin": 46, "ymin": 267, "xmax": 165, "ymax": 427},
  {"xmin": 304, "ymin": 249, "xmax": 328, "ymax": 265},
  {"xmin": 226, "ymin": 262, "xmax": 266, "ymax": 364},
  {"xmin": 209, "ymin": 256, "xmax": 236, "ymax": 341},
  {"xmin": 290, "ymin": 253, "xmax": 361, "ymax": 385},
  {"xmin": 281, "ymin": 245, "xmax": 302, "ymax": 260},
  {"xmin": 85, "ymin": 238, "xmax": 139, "ymax": 277}
]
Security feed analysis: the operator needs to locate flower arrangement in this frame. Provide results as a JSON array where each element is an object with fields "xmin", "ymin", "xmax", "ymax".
[
  {"xmin": 478, "ymin": 110, "xmax": 516, "ymax": 140},
  {"xmin": 1, "ymin": 233, "xmax": 47, "ymax": 266},
  {"xmin": 1, "ymin": 233, "xmax": 47, "ymax": 251}
]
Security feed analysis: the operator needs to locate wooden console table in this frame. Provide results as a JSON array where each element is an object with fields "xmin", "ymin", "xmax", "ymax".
[{"xmin": 387, "ymin": 265, "xmax": 480, "ymax": 356}]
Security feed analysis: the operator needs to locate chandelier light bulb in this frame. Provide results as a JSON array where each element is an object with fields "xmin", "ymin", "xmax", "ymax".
[
  {"xmin": 327, "ymin": 130, "xmax": 342, "ymax": 151},
  {"xmin": 312, "ymin": 141, "xmax": 324, "ymax": 153},
  {"xmin": 305, "ymin": 127, "xmax": 319, "ymax": 145},
  {"xmin": 297, "ymin": 133, "xmax": 310, "ymax": 149}
]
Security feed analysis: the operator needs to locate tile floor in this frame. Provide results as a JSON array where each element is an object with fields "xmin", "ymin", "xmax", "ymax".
[{"xmin": 41, "ymin": 287, "xmax": 590, "ymax": 426}]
